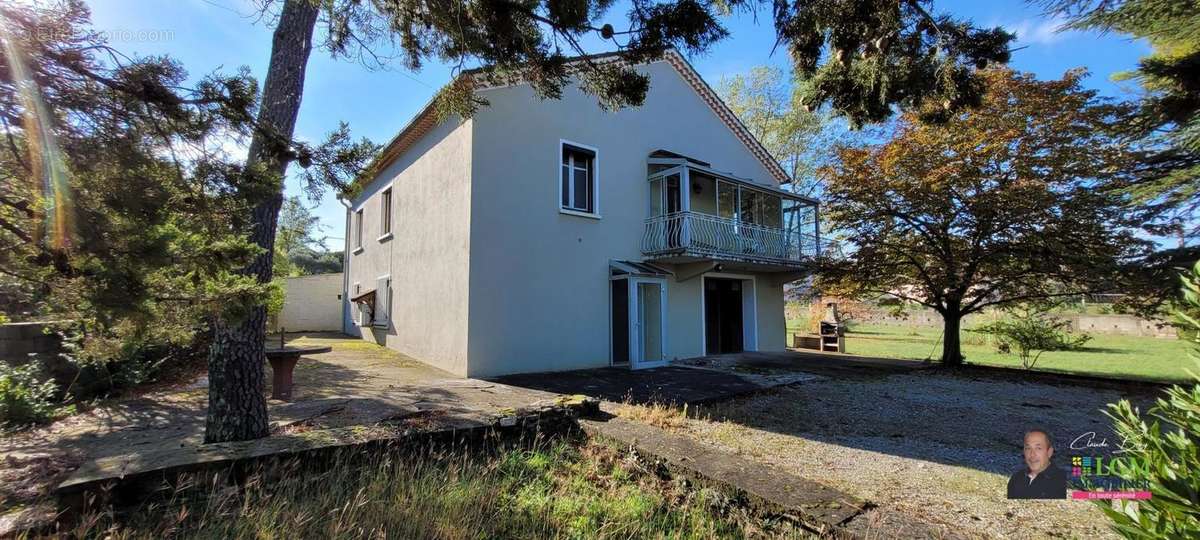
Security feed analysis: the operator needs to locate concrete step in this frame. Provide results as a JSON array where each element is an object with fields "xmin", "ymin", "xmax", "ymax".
[{"xmin": 580, "ymin": 412, "xmax": 868, "ymax": 535}]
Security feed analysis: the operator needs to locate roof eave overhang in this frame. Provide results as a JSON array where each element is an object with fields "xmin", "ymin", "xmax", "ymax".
[{"xmin": 356, "ymin": 48, "xmax": 792, "ymax": 195}]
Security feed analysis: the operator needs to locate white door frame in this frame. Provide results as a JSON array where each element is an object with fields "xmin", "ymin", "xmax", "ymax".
[
  {"xmin": 700, "ymin": 273, "xmax": 758, "ymax": 355},
  {"xmin": 630, "ymin": 276, "xmax": 668, "ymax": 370}
]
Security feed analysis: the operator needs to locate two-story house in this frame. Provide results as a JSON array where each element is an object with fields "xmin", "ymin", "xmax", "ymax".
[{"xmin": 341, "ymin": 50, "xmax": 819, "ymax": 377}]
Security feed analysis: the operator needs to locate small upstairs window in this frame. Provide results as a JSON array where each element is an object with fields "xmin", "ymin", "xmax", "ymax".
[
  {"xmin": 380, "ymin": 187, "xmax": 393, "ymax": 236},
  {"xmin": 560, "ymin": 142, "xmax": 597, "ymax": 215},
  {"xmin": 354, "ymin": 209, "xmax": 364, "ymax": 250}
]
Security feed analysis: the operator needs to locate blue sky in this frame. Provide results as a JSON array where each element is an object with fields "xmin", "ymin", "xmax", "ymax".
[{"xmin": 83, "ymin": 0, "xmax": 1151, "ymax": 250}]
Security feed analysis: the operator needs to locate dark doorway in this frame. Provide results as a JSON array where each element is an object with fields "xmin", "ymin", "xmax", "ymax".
[
  {"xmin": 705, "ymin": 278, "xmax": 743, "ymax": 354},
  {"xmin": 611, "ymin": 279, "xmax": 629, "ymax": 364}
]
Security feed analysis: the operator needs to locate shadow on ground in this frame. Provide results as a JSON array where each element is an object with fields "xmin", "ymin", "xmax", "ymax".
[{"xmin": 0, "ymin": 333, "xmax": 557, "ymax": 511}]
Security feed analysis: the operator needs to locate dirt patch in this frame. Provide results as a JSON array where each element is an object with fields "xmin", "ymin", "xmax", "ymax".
[{"xmin": 0, "ymin": 452, "xmax": 80, "ymax": 509}]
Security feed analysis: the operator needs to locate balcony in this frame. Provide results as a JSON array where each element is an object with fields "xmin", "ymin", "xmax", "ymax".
[
  {"xmin": 640, "ymin": 155, "xmax": 819, "ymax": 271},
  {"xmin": 643, "ymin": 211, "xmax": 818, "ymax": 266}
]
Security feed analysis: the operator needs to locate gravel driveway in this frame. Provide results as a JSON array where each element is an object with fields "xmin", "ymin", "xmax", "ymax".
[{"xmin": 659, "ymin": 366, "xmax": 1164, "ymax": 539}]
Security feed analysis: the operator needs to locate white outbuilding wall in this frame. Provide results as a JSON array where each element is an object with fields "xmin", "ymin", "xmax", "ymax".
[{"xmin": 273, "ymin": 273, "xmax": 344, "ymax": 332}]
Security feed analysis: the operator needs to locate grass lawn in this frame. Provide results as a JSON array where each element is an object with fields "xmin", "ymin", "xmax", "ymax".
[
  {"xmin": 70, "ymin": 441, "xmax": 805, "ymax": 539},
  {"xmin": 792, "ymin": 323, "xmax": 1194, "ymax": 383}
]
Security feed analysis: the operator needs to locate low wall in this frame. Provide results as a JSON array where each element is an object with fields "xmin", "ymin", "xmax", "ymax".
[
  {"xmin": 855, "ymin": 309, "xmax": 1176, "ymax": 338},
  {"xmin": 0, "ymin": 322, "xmax": 62, "ymax": 362},
  {"xmin": 0, "ymin": 321, "xmax": 81, "ymax": 391}
]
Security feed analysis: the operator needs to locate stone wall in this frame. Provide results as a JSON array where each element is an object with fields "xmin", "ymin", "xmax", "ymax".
[
  {"xmin": 0, "ymin": 322, "xmax": 62, "ymax": 365},
  {"xmin": 0, "ymin": 321, "xmax": 81, "ymax": 391},
  {"xmin": 853, "ymin": 308, "xmax": 1176, "ymax": 338}
]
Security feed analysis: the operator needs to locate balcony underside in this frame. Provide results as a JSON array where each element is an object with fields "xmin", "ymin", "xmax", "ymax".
[{"xmin": 643, "ymin": 248, "xmax": 812, "ymax": 273}]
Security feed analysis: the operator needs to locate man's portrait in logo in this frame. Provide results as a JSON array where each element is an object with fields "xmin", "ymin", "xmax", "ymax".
[{"xmin": 1007, "ymin": 429, "xmax": 1067, "ymax": 499}]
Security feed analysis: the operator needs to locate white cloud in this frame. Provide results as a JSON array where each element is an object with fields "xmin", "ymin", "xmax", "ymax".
[{"xmin": 1008, "ymin": 15, "xmax": 1075, "ymax": 46}]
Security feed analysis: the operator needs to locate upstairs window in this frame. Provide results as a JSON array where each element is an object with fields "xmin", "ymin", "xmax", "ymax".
[
  {"xmin": 380, "ymin": 187, "xmax": 393, "ymax": 236},
  {"xmin": 560, "ymin": 142, "xmax": 597, "ymax": 215},
  {"xmin": 354, "ymin": 209, "xmax": 364, "ymax": 250}
]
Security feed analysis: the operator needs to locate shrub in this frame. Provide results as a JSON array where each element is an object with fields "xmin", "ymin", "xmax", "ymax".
[
  {"xmin": 0, "ymin": 363, "xmax": 59, "ymax": 428},
  {"xmin": 1096, "ymin": 260, "xmax": 1200, "ymax": 538},
  {"xmin": 53, "ymin": 319, "xmax": 208, "ymax": 401},
  {"xmin": 974, "ymin": 307, "xmax": 1091, "ymax": 369}
]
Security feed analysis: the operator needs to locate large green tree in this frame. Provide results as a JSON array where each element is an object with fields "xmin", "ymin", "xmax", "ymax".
[
  {"xmin": 0, "ymin": 1, "xmax": 372, "ymax": 423},
  {"xmin": 1043, "ymin": 0, "xmax": 1199, "ymax": 240},
  {"xmin": 0, "ymin": 1, "xmax": 266, "ymax": 356},
  {"xmin": 817, "ymin": 69, "xmax": 1151, "ymax": 366},
  {"xmin": 273, "ymin": 196, "xmax": 326, "ymax": 278},
  {"xmin": 764, "ymin": 0, "xmax": 1016, "ymax": 126}
]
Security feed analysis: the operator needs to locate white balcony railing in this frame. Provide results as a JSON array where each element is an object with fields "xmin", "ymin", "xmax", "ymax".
[{"xmin": 642, "ymin": 211, "xmax": 818, "ymax": 264}]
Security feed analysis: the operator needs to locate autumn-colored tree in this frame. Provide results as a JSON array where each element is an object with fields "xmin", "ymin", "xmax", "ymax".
[{"xmin": 817, "ymin": 68, "xmax": 1151, "ymax": 366}]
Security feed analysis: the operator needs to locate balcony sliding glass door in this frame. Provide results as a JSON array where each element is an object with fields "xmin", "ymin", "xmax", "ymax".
[{"xmin": 642, "ymin": 159, "xmax": 820, "ymax": 263}]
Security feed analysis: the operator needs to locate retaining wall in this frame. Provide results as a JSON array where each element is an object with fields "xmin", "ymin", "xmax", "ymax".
[{"xmin": 855, "ymin": 309, "xmax": 1176, "ymax": 338}]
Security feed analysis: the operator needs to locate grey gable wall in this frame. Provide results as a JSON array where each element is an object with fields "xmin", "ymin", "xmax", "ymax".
[
  {"xmin": 465, "ymin": 60, "xmax": 786, "ymax": 378},
  {"xmin": 343, "ymin": 116, "xmax": 474, "ymax": 376}
]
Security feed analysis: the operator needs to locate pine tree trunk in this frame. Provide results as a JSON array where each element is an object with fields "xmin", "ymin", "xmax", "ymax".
[
  {"xmin": 205, "ymin": 0, "xmax": 320, "ymax": 443},
  {"xmin": 941, "ymin": 310, "xmax": 965, "ymax": 367}
]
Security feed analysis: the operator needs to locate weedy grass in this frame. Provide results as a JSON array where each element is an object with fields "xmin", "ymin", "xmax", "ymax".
[
  {"xmin": 54, "ymin": 439, "xmax": 811, "ymax": 539},
  {"xmin": 614, "ymin": 400, "xmax": 691, "ymax": 430}
]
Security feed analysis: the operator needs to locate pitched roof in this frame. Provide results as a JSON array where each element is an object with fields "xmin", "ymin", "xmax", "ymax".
[{"xmin": 362, "ymin": 49, "xmax": 790, "ymax": 189}]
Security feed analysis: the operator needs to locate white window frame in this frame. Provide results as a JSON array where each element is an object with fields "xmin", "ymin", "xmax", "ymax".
[
  {"xmin": 558, "ymin": 139, "xmax": 600, "ymax": 219},
  {"xmin": 373, "ymin": 274, "xmax": 391, "ymax": 329},
  {"xmin": 378, "ymin": 186, "xmax": 393, "ymax": 241},
  {"xmin": 352, "ymin": 282, "xmax": 367, "ymax": 326}
]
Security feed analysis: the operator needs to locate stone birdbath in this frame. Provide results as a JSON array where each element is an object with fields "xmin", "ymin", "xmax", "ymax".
[{"xmin": 264, "ymin": 332, "xmax": 331, "ymax": 401}]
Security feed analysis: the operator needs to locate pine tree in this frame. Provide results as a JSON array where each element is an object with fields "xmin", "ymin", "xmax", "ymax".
[
  {"xmin": 767, "ymin": 0, "xmax": 1015, "ymax": 126},
  {"xmin": 1043, "ymin": 0, "xmax": 1200, "ymax": 240},
  {"xmin": 0, "ymin": 1, "xmax": 267, "ymax": 376}
]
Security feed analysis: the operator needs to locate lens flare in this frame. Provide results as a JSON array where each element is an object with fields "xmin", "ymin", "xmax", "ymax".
[{"xmin": 1, "ymin": 21, "xmax": 72, "ymax": 251}]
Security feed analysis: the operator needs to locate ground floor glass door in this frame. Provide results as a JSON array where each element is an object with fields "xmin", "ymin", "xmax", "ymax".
[
  {"xmin": 635, "ymin": 280, "xmax": 666, "ymax": 368},
  {"xmin": 613, "ymin": 276, "xmax": 667, "ymax": 369}
]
